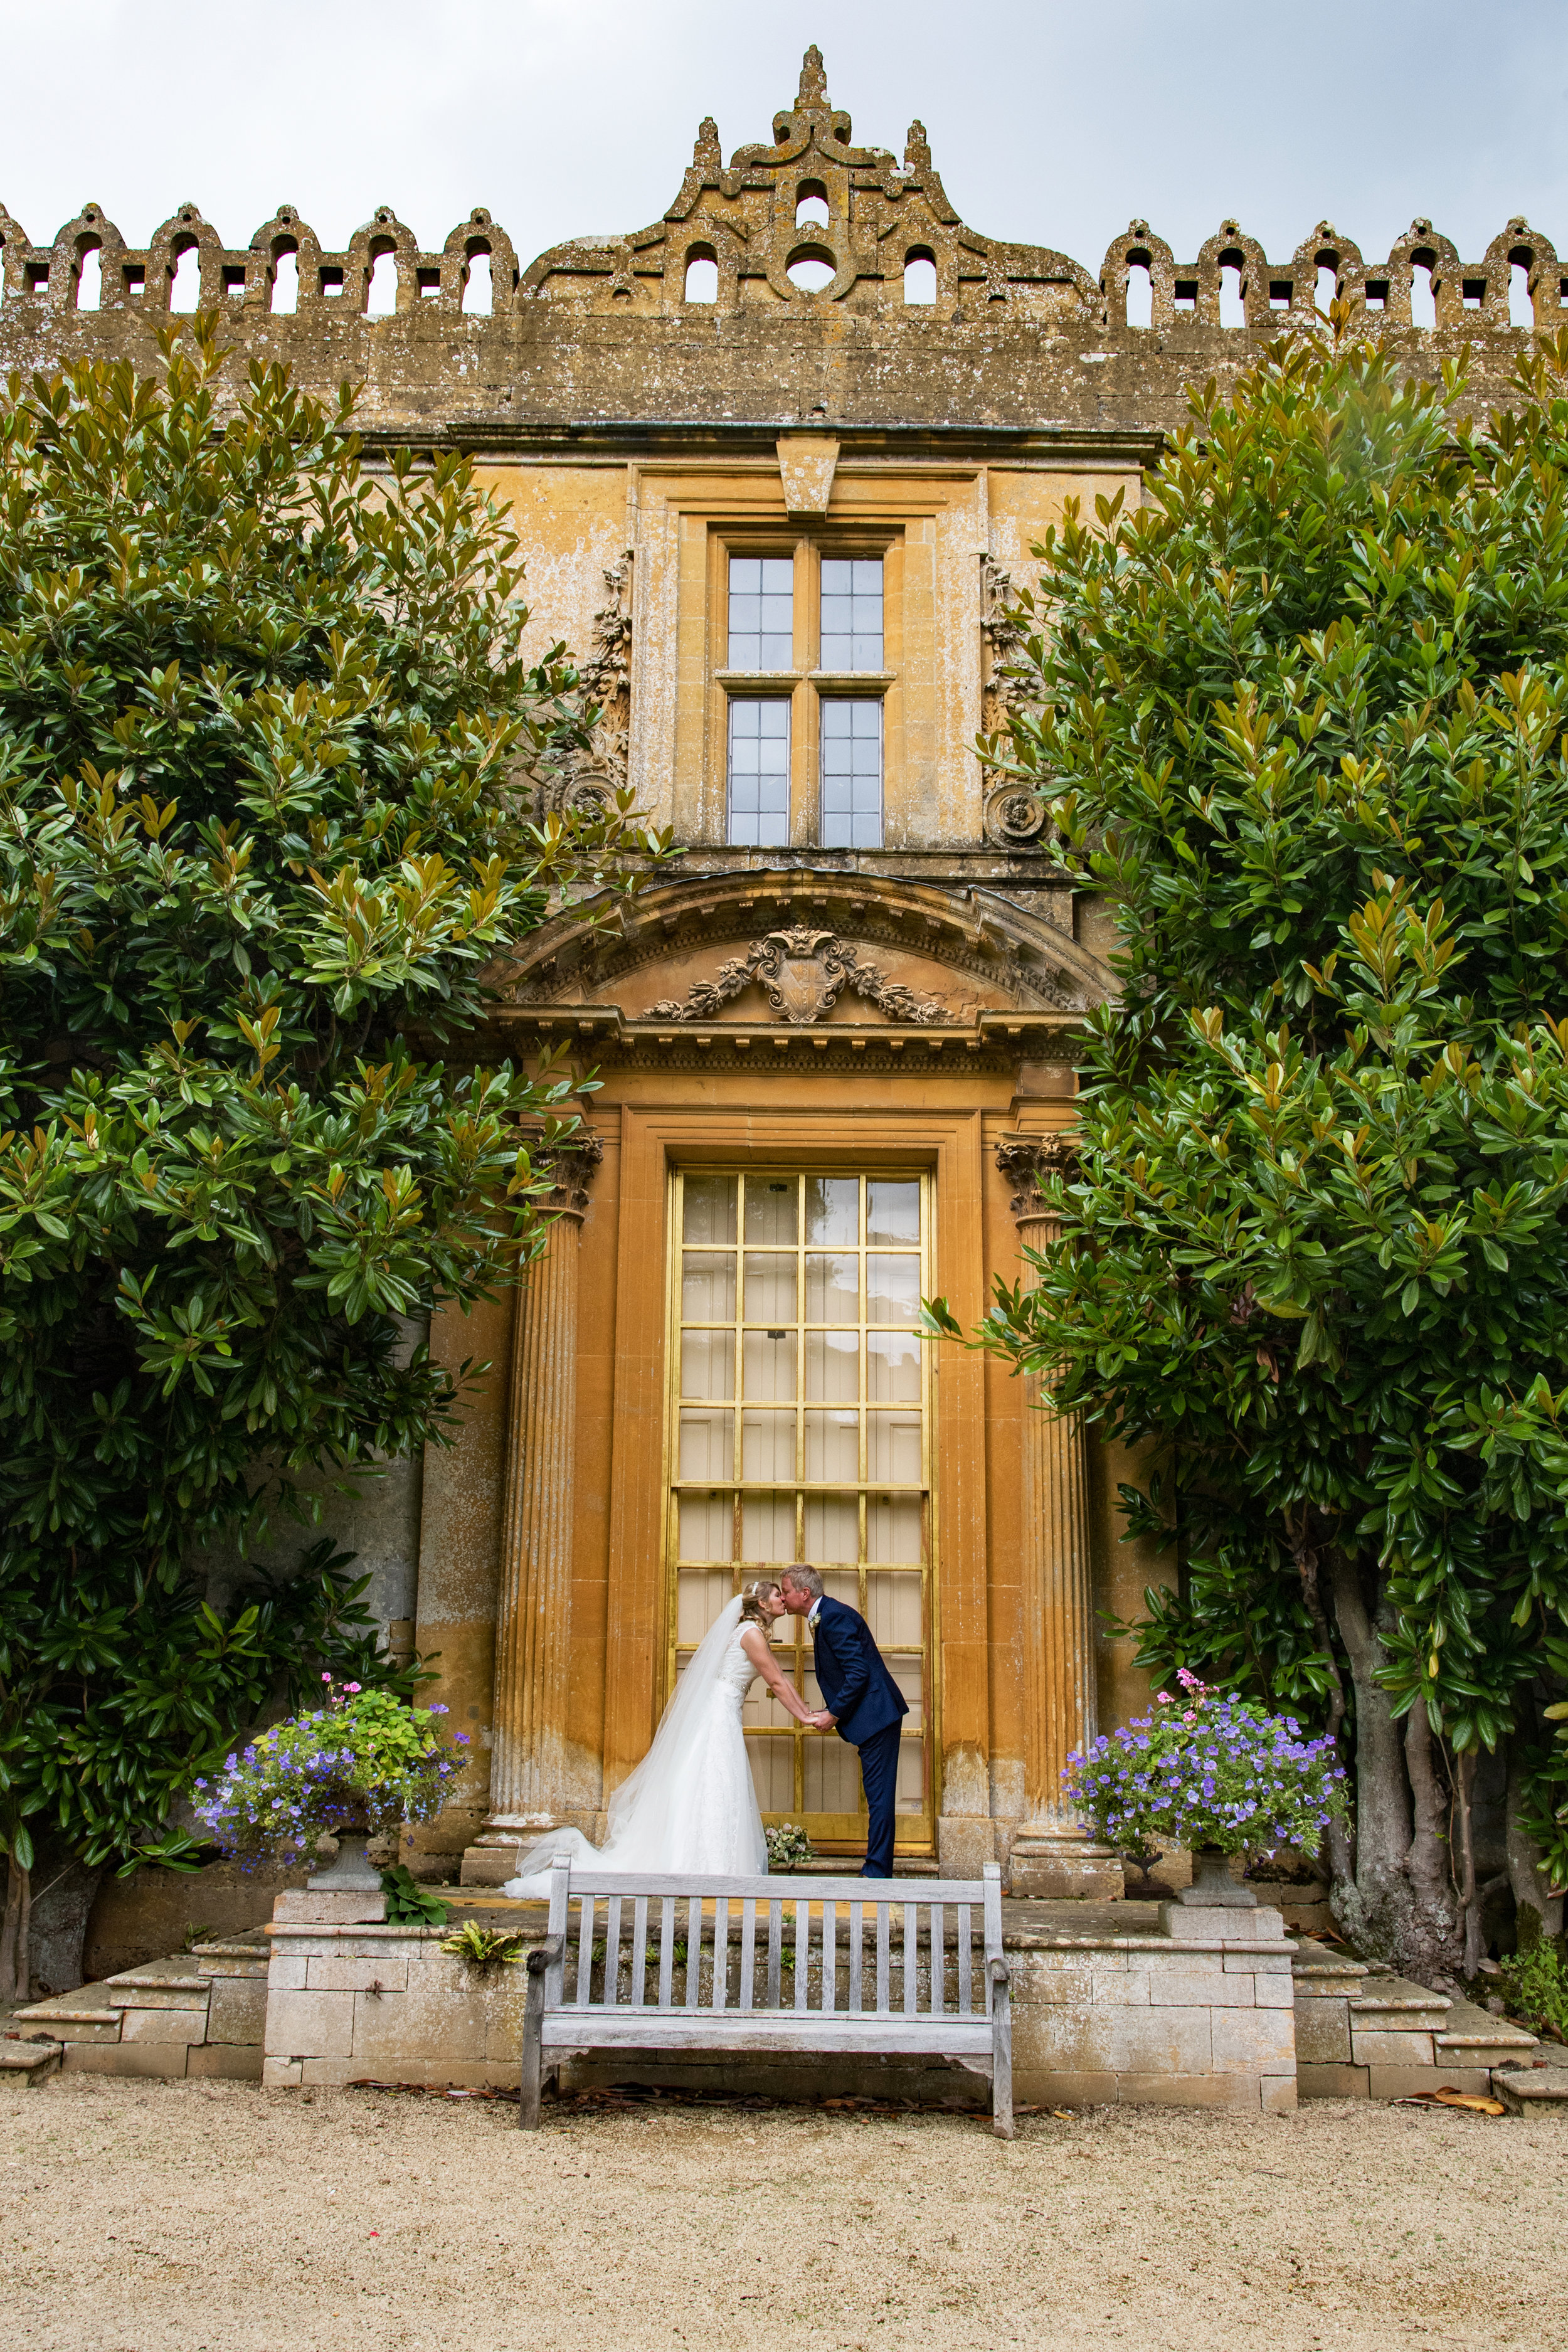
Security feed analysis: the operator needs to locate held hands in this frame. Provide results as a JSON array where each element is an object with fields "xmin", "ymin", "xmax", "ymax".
[{"xmin": 804, "ymin": 1708, "xmax": 837, "ymax": 1732}]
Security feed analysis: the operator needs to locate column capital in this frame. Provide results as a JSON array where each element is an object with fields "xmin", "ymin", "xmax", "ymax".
[
  {"xmin": 527, "ymin": 1128, "xmax": 604, "ymax": 1223},
  {"xmin": 995, "ymin": 1130, "xmax": 1079, "ymax": 1227}
]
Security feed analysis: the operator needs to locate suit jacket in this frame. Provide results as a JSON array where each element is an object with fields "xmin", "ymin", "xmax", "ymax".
[{"xmin": 810, "ymin": 1595, "xmax": 909, "ymax": 1749}]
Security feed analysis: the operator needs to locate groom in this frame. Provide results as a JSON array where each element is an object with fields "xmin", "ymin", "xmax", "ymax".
[{"xmin": 779, "ymin": 1564, "xmax": 908, "ymax": 1881}]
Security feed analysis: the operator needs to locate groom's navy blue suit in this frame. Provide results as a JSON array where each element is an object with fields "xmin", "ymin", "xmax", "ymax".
[{"xmin": 810, "ymin": 1594, "xmax": 908, "ymax": 1880}]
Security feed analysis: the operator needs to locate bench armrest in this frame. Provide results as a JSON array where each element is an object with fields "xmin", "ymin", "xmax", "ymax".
[{"xmin": 988, "ymin": 1954, "xmax": 1011, "ymax": 1989}]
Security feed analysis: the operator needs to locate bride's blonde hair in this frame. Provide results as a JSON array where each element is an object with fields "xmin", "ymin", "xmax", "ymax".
[{"xmin": 739, "ymin": 1578, "xmax": 782, "ymax": 1628}]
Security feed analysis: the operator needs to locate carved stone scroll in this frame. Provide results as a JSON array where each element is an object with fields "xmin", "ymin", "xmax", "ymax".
[
  {"xmin": 649, "ymin": 924, "xmax": 950, "ymax": 1027},
  {"xmin": 536, "ymin": 551, "xmax": 634, "ymax": 819}
]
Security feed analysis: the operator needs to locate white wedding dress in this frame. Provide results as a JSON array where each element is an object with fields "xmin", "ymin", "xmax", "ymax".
[{"xmin": 501, "ymin": 1596, "xmax": 768, "ymax": 1895}]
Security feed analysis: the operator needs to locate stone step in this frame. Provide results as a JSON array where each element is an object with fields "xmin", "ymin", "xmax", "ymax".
[
  {"xmin": 1495, "ymin": 2063, "xmax": 1568, "ymax": 2114},
  {"xmin": 1, "ymin": 2037, "xmax": 63, "ymax": 2083}
]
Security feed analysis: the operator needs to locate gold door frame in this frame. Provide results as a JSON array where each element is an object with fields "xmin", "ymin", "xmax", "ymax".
[{"xmin": 660, "ymin": 1165, "xmax": 938, "ymax": 1853}]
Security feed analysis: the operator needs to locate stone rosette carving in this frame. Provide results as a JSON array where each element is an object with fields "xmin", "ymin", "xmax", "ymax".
[
  {"xmin": 996, "ymin": 1132, "xmax": 1080, "ymax": 1224},
  {"xmin": 649, "ymin": 924, "xmax": 949, "ymax": 1027}
]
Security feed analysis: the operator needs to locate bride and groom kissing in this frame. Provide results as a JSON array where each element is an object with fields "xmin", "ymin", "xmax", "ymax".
[{"xmin": 502, "ymin": 1565, "xmax": 908, "ymax": 1894}]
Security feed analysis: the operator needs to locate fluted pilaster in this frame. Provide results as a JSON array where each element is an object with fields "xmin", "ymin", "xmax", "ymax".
[
  {"xmin": 997, "ymin": 1134, "xmax": 1121, "ymax": 1898},
  {"xmin": 480, "ymin": 1136, "xmax": 601, "ymax": 1837}
]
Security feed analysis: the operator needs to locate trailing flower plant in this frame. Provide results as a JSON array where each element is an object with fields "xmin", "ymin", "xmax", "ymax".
[
  {"xmin": 1066, "ymin": 1668, "xmax": 1348, "ymax": 1862},
  {"xmin": 193, "ymin": 1678, "xmax": 467, "ymax": 1866}
]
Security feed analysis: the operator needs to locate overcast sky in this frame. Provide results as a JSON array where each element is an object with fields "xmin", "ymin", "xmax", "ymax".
[{"xmin": 1, "ymin": 1, "xmax": 1562, "ymax": 275}]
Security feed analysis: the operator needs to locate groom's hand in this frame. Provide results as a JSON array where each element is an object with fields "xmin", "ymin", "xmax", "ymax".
[{"xmin": 806, "ymin": 1708, "xmax": 837, "ymax": 1731}]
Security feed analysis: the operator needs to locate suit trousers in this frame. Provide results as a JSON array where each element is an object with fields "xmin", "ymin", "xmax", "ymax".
[{"xmin": 856, "ymin": 1719, "xmax": 903, "ymax": 1880}]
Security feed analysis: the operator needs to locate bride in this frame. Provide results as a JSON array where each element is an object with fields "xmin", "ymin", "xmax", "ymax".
[{"xmin": 501, "ymin": 1579, "xmax": 813, "ymax": 1894}]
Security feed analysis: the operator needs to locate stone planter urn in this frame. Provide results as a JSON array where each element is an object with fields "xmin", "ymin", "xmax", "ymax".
[
  {"xmin": 305, "ymin": 1806, "xmax": 383, "ymax": 1895},
  {"xmin": 1177, "ymin": 1843, "xmax": 1258, "ymax": 1908}
]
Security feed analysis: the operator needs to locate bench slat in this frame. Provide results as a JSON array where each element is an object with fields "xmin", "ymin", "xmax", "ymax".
[
  {"xmin": 575, "ymin": 1894, "xmax": 595, "ymax": 2008},
  {"xmin": 605, "ymin": 1897, "xmax": 622, "ymax": 2006},
  {"xmin": 632, "ymin": 1897, "xmax": 648, "ymax": 2009},
  {"xmin": 957, "ymin": 1904, "xmax": 972, "ymax": 2016},
  {"xmin": 687, "ymin": 1895, "xmax": 702, "ymax": 2009},
  {"xmin": 876, "ymin": 1905, "xmax": 890, "ymax": 2014},
  {"xmin": 739, "ymin": 1900, "xmax": 756, "ymax": 2012},
  {"xmin": 822, "ymin": 1900, "xmax": 836, "ymax": 2016},
  {"xmin": 793, "ymin": 1900, "xmax": 808, "ymax": 2013},
  {"xmin": 849, "ymin": 1902, "xmax": 863, "ymax": 2015},
  {"xmin": 766, "ymin": 1900, "xmax": 781, "ymax": 2009},
  {"xmin": 658, "ymin": 1897, "xmax": 675, "ymax": 2010},
  {"xmin": 903, "ymin": 1903, "xmax": 917, "ymax": 2017},
  {"xmin": 713, "ymin": 1898, "xmax": 729, "ymax": 2012},
  {"xmin": 931, "ymin": 1902, "xmax": 945, "ymax": 2016},
  {"xmin": 541, "ymin": 2013, "xmax": 995, "ymax": 2057}
]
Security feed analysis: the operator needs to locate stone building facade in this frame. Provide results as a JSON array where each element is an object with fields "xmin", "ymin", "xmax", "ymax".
[{"xmin": 3, "ymin": 50, "xmax": 1556, "ymax": 1894}]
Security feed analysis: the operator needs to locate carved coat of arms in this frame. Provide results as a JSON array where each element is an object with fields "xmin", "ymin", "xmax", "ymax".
[{"xmin": 650, "ymin": 924, "xmax": 948, "ymax": 1028}]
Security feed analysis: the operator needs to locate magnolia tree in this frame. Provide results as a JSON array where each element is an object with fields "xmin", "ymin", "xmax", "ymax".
[
  {"xmin": 931, "ymin": 326, "xmax": 1568, "ymax": 1979},
  {"xmin": 0, "ymin": 320, "xmax": 666, "ymax": 1996}
]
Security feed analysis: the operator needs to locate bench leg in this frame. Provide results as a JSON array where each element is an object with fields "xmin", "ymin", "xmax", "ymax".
[
  {"xmin": 520, "ymin": 1960, "xmax": 546, "ymax": 2130},
  {"xmin": 990, "ymin": 1958, "xmax": 1014, "ymax": 2141}
]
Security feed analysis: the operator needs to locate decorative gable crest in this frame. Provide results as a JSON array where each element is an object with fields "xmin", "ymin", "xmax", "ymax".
[{"xmin": 649, "ymin": 925, "xmax": 950, "ymax": 1027}]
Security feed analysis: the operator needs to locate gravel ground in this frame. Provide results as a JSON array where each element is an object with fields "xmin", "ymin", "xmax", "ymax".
[{"xmin": 3, "ymin": 2077, "xmax": 1562, "ymax": 2352}]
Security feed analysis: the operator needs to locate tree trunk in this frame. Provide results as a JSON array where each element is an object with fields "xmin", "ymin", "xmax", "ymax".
[
  {"xmin": 1506, "ymin": 1731, "xmax": 1565, "ymax": 1951},
  {"xmin": 1327, "ymin": 1549, "xmax": 1461, "ymax": 1978},
  {"xmin": 1, "ymin": 1851, "xmax": 30, "ymax": 2005}
]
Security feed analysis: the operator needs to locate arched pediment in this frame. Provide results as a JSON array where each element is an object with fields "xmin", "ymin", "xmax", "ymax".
[{"xmin": 494, "ymin": 868, "xmax": 1113, "ymax": 1042}]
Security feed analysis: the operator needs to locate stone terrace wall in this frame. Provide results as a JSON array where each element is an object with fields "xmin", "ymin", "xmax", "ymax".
[{"xmin": 0, "ymin": 49, "xmax": 1558, "ymax": 440}]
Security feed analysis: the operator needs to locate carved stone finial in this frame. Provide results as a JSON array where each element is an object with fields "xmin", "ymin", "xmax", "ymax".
[
  {"xmin": 692, "ymin": 117, "xmax": 722, "ymax": 175},
  {"xmin": 996, "ymin": 1132, "xmax": 1079, "ymax": 1224},
  {"xmin": 904, "ymin": 120, "xmax": 932, "ymax": 173},
  {"xmin": 797, "ymin": 45, "xmax": 829, "ymax": 109}
]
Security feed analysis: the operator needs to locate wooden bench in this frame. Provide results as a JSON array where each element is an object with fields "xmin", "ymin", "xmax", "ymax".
[{"xmin": 521, "ymin": 1857, "xmax": 1012, "ymax": 2136}]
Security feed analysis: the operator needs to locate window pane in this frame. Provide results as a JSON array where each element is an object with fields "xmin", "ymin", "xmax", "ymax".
[
  {"xmin": 742, "ymin": 1328, "xmax": 797, "ymax": 1400},
  {"xmin": 895, "ymin": 1736, "xmax": 925, "ymax": 1814},
  {"xmin": 742, "ymin": 1408, "xmax": 797, "ymax": 1481},
  {"xmin": 679, "ymin": 1493, "xmax": 734, "ymax": 1562},
  {"xmin": 867, "ymin": 1331, "xmax": 920, "ymax": 1401},
  {"xmin": 867, "ymin": 1409, "xmax": 921, "ymax": 1484},
  {"xmin": 866, "ymin": 1255, "xmax": 919, "ymax": 1325},
  {"xmin": 749, "ymin": 1737, "xmax": 797, "ymax": 1813},
  {"xmin": 804, "ymin": 1734, "xmax": 864, "ymax": 1814},
  {"xmin": 744, "ymin": 1180, "xmax": 798, "ymax": 1244},
  {"xmin": 684, "ymin": 1175, "xmax": 737, "ymax": 1244},
  {"xmin": 678, "ymin": 1568, "xmax": 734, "ymax": 1643},
  {"xmin": 804, "ymin": 1175, "xmax": 858, "ymax": 1246},
  {"xmin": 866, "ymin": 1180, "xmax": 919, "ymax": 1244},
  {"xmin": 805, "ymin": 1407, "xmax": 861, "ymax": 1482},
  {"xmin": 820, "ymin": 697, "xmax": 882, "ymax": 850},
  {"xmin": 823, "ymin": 1569, "xmax": 859, "ymax": 1610},
  {"xmin": 742, "ymin": 1492, "xmax": 797, "ymax": 1559},
  {"xmin": 820, "ymin": 555, "xmax": 882, "ymax": 670},
  {"xmin": 728, "ymin": 698, "xmax": 791, "ymax": 847},
  {"xmin": 867, "ymin": 1495, "xmax": 923, "ymax": 1564},
  {"xmin": 743, "ymin": 1252, "xmax": 797, "ymax": 1323},
  {"xmin": 805, "ymin": 1253, "xmax": 858, "ymax": 1322},
  {"xmin": 805, "ymin": 1330, "xmax": 859, "ymax": 1401},
  {"xmin": 681, "ymin": 1330, "xmax": 734, "ymax": 1400},
  {"xmin": 682, "ymin": 1252, "xmax": 736, "ymax": 1322},
  {"xmin": 803, "ymin": 1492, "xmax": 859, "ymax": 1564},
  {"xmin": 679, "ymin": 1407, "xmax": 733, "ymax": 1479},
  {"xmin": 866, "ymin": 1570, "xmax": 923, "ymax": 1648},
  {"xmin": 728, "ymin": 553, "xmax": 793, "ymax": 670}
]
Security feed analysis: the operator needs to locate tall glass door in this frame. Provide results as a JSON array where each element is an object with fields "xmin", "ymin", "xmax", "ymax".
[{"xmin": 665, "ymin": 1168, "xmax": 935, "ymax": 1851}]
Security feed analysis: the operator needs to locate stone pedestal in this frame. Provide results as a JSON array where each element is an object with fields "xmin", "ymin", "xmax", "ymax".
[
  {"xmin": 463, "ymin": 1137, "xmax": 600, "ymax": 1882},
  {"xmin": 997, "ymin": 1135, "xmax": 1119, "ymax": 1899}
]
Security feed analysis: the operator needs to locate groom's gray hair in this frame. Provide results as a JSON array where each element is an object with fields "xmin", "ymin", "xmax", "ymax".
[{"xmin": 781, "ymin": 1563, "xmax": 824, "ymax": 1599}]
